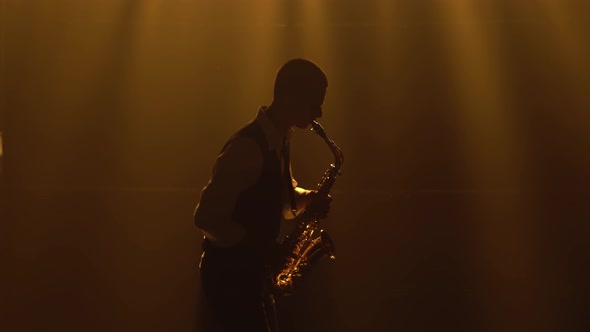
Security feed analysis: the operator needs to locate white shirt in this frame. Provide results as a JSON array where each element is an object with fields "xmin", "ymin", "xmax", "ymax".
[{"xmin": 194, "ymin": 107, "xmax": 310, "ymax": 247}]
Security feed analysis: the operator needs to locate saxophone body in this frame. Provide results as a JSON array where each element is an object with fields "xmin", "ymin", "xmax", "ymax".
[{"xmin": 270, "ymin": 120, "xmax": 344, "ymax": 296}]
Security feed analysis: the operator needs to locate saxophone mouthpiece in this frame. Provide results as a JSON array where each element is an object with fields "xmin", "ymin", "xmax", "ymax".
[{"xmin": 310, "ymin": 120, "xmax": 326, "ymax": 137}]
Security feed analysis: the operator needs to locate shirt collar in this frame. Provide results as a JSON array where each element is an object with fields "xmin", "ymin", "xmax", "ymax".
[{"xmin": 256, "ymin": 106, "xmax": 293, "ymax": 153}]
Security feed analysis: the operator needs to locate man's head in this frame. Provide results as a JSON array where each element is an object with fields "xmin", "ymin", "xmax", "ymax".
[{"xmin": 273, "ymin": 59, "xmax": 328, "ymax": 128}]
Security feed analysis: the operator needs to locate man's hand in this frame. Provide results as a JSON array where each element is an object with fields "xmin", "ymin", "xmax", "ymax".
[{"xmin": 305, "ymin": 190, "xmax": 332, "ymax": 219}]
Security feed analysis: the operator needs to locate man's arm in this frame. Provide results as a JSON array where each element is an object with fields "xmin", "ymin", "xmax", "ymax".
[
  {"xmin": 282, "ymin": 162, "xmax": 314, "ymax": 219},
  {"xmin": 194, "ymin": 137, "xmax": 262, "ymax": 247},
  {"xmin": 284, "ymin": 163, "xmax": 332, "ymax": 220}
]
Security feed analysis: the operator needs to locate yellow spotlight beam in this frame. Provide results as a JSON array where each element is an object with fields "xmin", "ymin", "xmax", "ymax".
[{"xmin": 438, "ymin": 1, "xmax": 548, "ymax": 331}]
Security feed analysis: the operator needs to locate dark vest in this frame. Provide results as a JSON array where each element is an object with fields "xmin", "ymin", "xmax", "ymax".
[
  {"xmin": 200, "ymin": 120, "xmax": 286, "ymax": 271},
  {"xmin": 228, "ymin": 120, "xmax": 284, "ymax": 245}
]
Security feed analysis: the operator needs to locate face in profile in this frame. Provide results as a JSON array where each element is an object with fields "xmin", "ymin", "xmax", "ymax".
[{"xmin": 291, "ymin": 85, "xmax": 327, "ymax": 129}]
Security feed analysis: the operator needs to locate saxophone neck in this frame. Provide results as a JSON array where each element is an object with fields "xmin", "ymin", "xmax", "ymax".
[{"xmin": 310, "ymin": 121, "xmax": 344, "ymax": 169}]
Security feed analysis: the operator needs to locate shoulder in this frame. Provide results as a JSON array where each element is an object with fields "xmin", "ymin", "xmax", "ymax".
[
  {"xmin": 214, "ymin": 136, "xmax": 263, "ymax": 175},
  {"xmin": 220, "ymin": 135, "xmax": 261, "ymax": 159}
]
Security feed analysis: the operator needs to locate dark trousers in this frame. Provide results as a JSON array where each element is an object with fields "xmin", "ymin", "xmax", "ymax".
[{"xmin": 199, "ymin": 245, "xmax": 277, "ymax": 332}]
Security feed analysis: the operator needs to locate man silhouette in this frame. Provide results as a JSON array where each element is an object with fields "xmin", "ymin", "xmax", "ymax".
[{"xmin": 194, "ymin": 58, "xmax": 332, "ymax": 331}]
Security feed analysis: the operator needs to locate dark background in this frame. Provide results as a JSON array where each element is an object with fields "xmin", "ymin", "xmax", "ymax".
[{"xmin": 1, "ymin": 1, "xmax": 589, "ymax": 331}]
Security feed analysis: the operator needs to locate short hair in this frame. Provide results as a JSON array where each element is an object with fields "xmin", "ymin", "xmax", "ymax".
[{"xmin": 273, "ymin": 59, "xmax": 328, "ymax": 101}]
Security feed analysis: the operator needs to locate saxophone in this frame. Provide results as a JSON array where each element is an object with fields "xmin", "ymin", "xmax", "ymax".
[{"xmin": 270, "ymin": 120, "xmax": 344, "ymax": 296}]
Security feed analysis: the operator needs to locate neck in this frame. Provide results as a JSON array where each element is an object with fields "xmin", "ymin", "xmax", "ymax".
[{"xmin": 265, "ymin": 103, "xmax": 292, "ymax": 140}]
